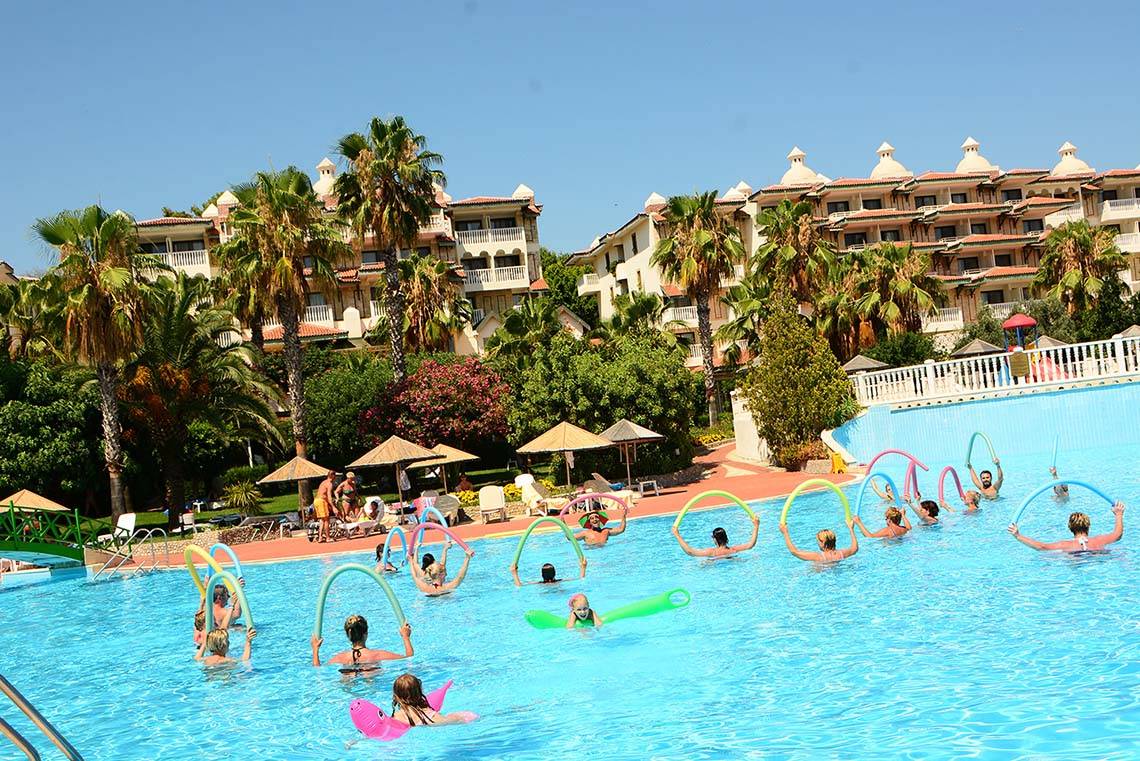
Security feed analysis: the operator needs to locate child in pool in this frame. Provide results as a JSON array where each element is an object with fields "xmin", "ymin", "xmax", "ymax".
[
  {"xmin": 1008, "ymin": 502, "xmax": 1125, "ymax": 552},
  {"xmin": 672, "ymin": 518, "xmax": 760, "ymax": 558},
  {"xmin": 854, "ymin": 505, "xmax": 910, "ymax": 539},
  {"xmin": 311, "ymin": 616, "xmax": 413, "ymax": 671},
  {"xmin": 196, "ymin": 626, "xmax": 255, "ymax": 666},
  {"xmin": 779, "ymin": 519, "xmax": 858, "ymax": 562},
  {"xmin": 511, "ymin": 558, "xmax": 587, "ymax": 586},
  {"xmin": 390, "ymin": 674, "xmax": 477, "ymax": 726},
  {"xmin": 566, "ymin": 593, "xmax": 602, "ymax": 628}
]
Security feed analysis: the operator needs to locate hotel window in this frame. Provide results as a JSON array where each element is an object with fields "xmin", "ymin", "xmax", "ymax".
[
  {"xmin": 454, "ymin": 219, "xmax": 483, "ymax": 232},
  {"xmin": 958, "ymin": 257, "xmax": 980, "ymax": 273},
  {"xmin": 826, "ymin": 201, "xmax": 850, "ymax": 214},
  {"xmin": 306, "ymin": 293, "xmax": 326, "ymax": 307},
  {"xmin": 615, "ymin": 244, "xmax": 626, "ymax": 262},
  {"xmin": 881, "ymin": 229, "xmax": 902, "ymax": 242},
  {"xmin": 416, "ymin": 247, "xmax": 430, "ymax": 256},
  {"xmin": 1022, "ymin": 219, "xmax": 1044, "ymax": 233},
  {"xmin": 139, "ymin": 241, "xmax": 168, "ymax": 254},
  {"xmin": 636, "ymin": 271, "xmax": 643, "ymax": 290},
  {"xmin": 951, "ymin": 192, "xmax": 969, "ymax": 204},
  {"xmin": 631, "ymin": 232, "xmax": 640, "ymax": 254},
  {"xmin": 915, "ymin": 194, "xmax": 937, "ymax": 208},
  {"xmin": 1103, "ymin": 224, "xmax": 1121, "ymax": 233},
  {"xmin": 490, "ymin": 217, "xmax": 516, "ymax": 229},
  {"xmin": 761, "ymin": 205, "xmax": 777, "ymax": 211},
  {"xmin": 1101, "ymin": 190, "xmax": 1119, "ymax": 203},
  {"xmin": 981, "ymin": 290, "xmax": 1005, "ymax": 305},
  {"xmin": 844, "ymin": 232, "xmax": 867, "ymax": 247},
  {"xmin": 172, "ymin": 239, "xmax": 205, "ymax": 252},
  {"xmin": 935, "ymin": 226, "xmax": 958, "ymax": 240},
  {"xmin": 970, "ymin": 223, "xmax": 989, "ymax": 235},
  {"xmin": 862, "ymin": 198, "xmax": 883, "ymax": 210},
  {"xmin": 994, "ymin": 254, "xmax": 1013, "ymax": 267},
  {"xmin": 1021, "ymin": 287, "xmax": 1031, "ymax": 300},
  {"xmin": 1001, "ymin": 189, "xmax": 1023, "ymax": 202}
]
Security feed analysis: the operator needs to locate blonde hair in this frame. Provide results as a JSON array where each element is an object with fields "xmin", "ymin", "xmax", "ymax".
[
  {"xmin": 885, "ymin": 507, "xmax": 903, "ymax": 526},
  {"xmin": 426, "ymin": 561, "xmax": 446, "ymax": 579},
  {"xmin": 816, "ymin": 529, "xmax": 837, "ymax": 550},
  {"xmin": 205, "ymin": 628, "xmax": 230, "ymax": 656},
  {"xmin": 344, "ymin": 615, "xmax": 368, "ymax": 646},
  {"xmin": 194, "ymin": 611, "xmax": 206, "ymax": 632},
  {"xmin": 1068, "ymin": 512, "xmax": 1091, "ymax": 535}
]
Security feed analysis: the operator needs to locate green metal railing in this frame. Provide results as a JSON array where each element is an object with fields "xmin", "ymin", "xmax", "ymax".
[{"xmin": 0, "ymin": 502, "xmax": 132, "ymax": 563}]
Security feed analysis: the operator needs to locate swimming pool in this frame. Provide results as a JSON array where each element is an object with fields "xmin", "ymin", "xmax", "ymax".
[{"xmin": 5, "ymin": 405, "xmax": 1140, "ymax": 758}]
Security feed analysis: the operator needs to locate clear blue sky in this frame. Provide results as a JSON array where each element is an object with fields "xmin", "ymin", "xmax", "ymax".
[{"xmin": 3, "ymin": 0, "xmax": 1138, "ymax": 273}]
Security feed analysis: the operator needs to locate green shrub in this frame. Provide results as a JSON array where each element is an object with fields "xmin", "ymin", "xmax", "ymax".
[
  {"xmin": 864, "ymin": 332, "xmax": 939, "ymax": 367},
  {"xmin": 222, "ymin": 464, "xmax": 270, "ymax": 487},
  {"xmin": 223, "ymin": 481, "xmax": 263, "ymax": 516}
]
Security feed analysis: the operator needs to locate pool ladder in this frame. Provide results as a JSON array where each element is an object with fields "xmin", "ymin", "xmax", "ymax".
[
  {"xmin": 0, "ymin": 675, "xmax": 84, "ymax": 760},
  {"xmin": 89, "ymin": 528, "xmax": 169, "ymax": 582}
]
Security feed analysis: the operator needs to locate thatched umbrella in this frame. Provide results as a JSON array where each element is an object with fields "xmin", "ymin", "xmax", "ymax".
[
  {"xmin": 405, "ymin": 444, "xmax": 480, "ymax": 494},
  {"xmin": 841, "ymin": 354, "xmax": 888, "ymax": 374},
  {"xmin": 1036, "ymin": 334, "xmax": 1068, "ymax": 348},
  {"xmin": 599, "ymin": 419, "xmax": 664, "ymax": 486},
  {"xmin": 1113, "ymin": 325, "xmax": 1140, "ymax": 339},
  {"xmin": 349, "ymin": 435, "xmax": 443, "ymax": 505},
  {"xmin": 1, "ymin": 489, "xmax": 69, "ymax": 512},
  {"xmin": 517, "ymin": 421, "xmax": 614, "ymax": 486},
  {"xmin": 951, "ymin": 338, "xmax": 1003, "ymax": 358},
  {"xmin": 258, "ymin": 455, "xmax": 331, "ymax": 485}
]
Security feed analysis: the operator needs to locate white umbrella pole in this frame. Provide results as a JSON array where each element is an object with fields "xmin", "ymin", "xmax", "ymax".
[
  {"xmin": 395, "ymin": 464, "xmax": 404, "ymax": 507},
  {"xmin": 625, "ymin": 444, "xmax": 633, "ymax": 487},
  {"xmin": 564, "ymin": 455, "xmax": 571, "ymax": 487},
  {"xmin": 443, "ymin": 466, "xmax": 450, "ymax": 495}
]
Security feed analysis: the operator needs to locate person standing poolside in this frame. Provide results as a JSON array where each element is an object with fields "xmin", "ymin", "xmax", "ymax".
[
  {"xmin": 575, "ymin": 507, "xmax": 628, "ymax": 547},
  {"xmin": 671, "ymin": 517, "xmax": 759, "ymax": 558},
  {"xmin": 854, "ymin": 505, "xmax": 910, "ymax": 539},
  {"xmin": 457, "ymin": 473, "xmax": 474, "ymax": 492},
  {"xmin": 779, "ymin": 519, "xmax": 858, "ymax": 563},
  {"xmin": 311, "ymin": 617, "xmax": 413, "ymax": 672},
  {"xmin": 1008, "ymin": 502, "xmax": 1125, "ymax": 552},
  {"xmin": 314, "ymin": 470, "xmax": 336, "ymax": 543},
  {"xmin": 969, "ymin": 458, "xmax": 1004, "ymax": 500},
  {"xmin": 335, "ymin": 471, "xmax": 361, "ymax": 520}
]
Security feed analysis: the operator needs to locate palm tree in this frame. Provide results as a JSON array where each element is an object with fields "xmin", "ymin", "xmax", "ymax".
[
  {"xmin": 484, "ymin": 297, "xmax": 562, "ymax": 362},
  {"xmin": 813, "ymin": 254, "xmax": 863, "ymax": 361},
  {"xmin": 650, "ymin": 191, "xmax": 745, "ymax": 424},
  {"xmin": 34, "ymin": 205, "xmax": 157, "ymax": 520},
  {"xmin": 590, "ymin": 291, "xmax": 674, "ymax": 341},
  {"xmin": 752, "ymin": 199, "xmax": 836, "ymax": 304},
  {"xmin": 400, "ymin": 253, "xmax": 470, "ymax": 352},
  {"xmin": 121, "ymin": 273, "xmax": 282, "ymax": 514},
  {"xmin": 334, "ymin": 116, "xmax": 445, "ymax": 381},
  {"xmin": 0, "ymin": 278, "xmax": 63, "ymax": 359},
  {"xmin": 222, "ymin": 167, "xmax": 350, "ymax": 504},
  {"xmin": 714, "ymin": 275, "xmax": 770, "ymax": 365},
  {"xmin": 1035, "ymin": 221, "xmax": 1126, "ymax": 315},
  {"xmin": 853, "ymin": 243, "xmax": 942, "ymax": 335},
  {"xmin": 213, "ymin": 235, "xmax": 269, "ymax": 352}
]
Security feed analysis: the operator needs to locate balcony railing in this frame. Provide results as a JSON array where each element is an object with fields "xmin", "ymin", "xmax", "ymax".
[
  {"xmin": 984, "ymin": 301, "xmax": 1019, "ymax": 319},
  {"xmin": 264, "ymin": 304, "xmax": 334, "ymax": 328},
  {"xmin": 1116, "ymin": 232, "xmax": 1140, "ymax": 253},
  {"xmin": 687, "ymin": 344, "xmax": 704, "ymax": 360},
  {"xmin": 577, "ymin": 272, "xmax": 601, "ymax": 295},
  {"xmin": 921, "ymin": 307, "xmax": 964, "ymax": 330},
  {"xmin": 1101, "ymin": 198, "xmax": 1140, "ymax": 220},
  {"xmin": 160, "ymin": 250, "xmax": 209, "ymax": 270},
  {"xmin": 471, "ymin": 308, "xmax": 486, "ymax": 325},
  {"xmin": 369, "ymin": 300, "xmax": 382, "ymax": 319},
  {"xmin": 455, "ymin": 227, "xmax": 526, "ymax": 246},
  {"xmin": 1045, "ymin": 203, "xmax": 1084, "ymax": 226},
  {"xmin": 463, "ymin": 265, "xmax": 527, "ymax": 288},
  {"xmin": 851, "ymin": 335, "xmax": 1140, "ymax": 407},
  {"xmin": 663, "ymin": 306, "xmax": 698, "ymax": 324},
  {"xmin": 421, "ymin": 214, "xmax": 450, "ymax": 233}
]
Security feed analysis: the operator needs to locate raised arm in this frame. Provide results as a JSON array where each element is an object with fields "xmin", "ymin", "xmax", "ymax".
[
  {"xmin": 510, "ymin": 563, "xmax": 522, "ymax": 587},
  {"xmin": 195, "ymin": 634, "xmax": 209, "ymax": 662},
  {"xmin": 839, "ymin": 518, "xmax": 859, "ymax": 559},
  {"xmin": 409, "ymin": 561, "xmax": 434, "ymax": 593},
  {"xmin": 241, "ymin": 627, "xmax": 255, "ymax": 662},
  {"xmin": 853, "ymin": 515, "xmax": 877, "ymax": 538},
  {"xmin": 1007, "ymin": 524, "xmax": 1056, "ymax": 551},
  {"xmin": 1093, "ymin": 502, "xmax": 1125, "ymax": 545},
  {"xmin": 729, "ymin": 517, "xmax": 760, "ymax": 553},
  {"xmin": 578, "ymin": 555, "xmax": 587, "ymax": 579},
  {"xmin": 870, "ymin": 480, "xmax": 888, "ymax": 500},
  {"xmin": 968, "ymin": 465, "xmax": 983, "ymax": 489},
  {"xmin": 671, "ymin": 525, "xmax": 705, "ymax": 557},
  {"xmin": 392, "ymin": 622, "xmax": 414, "ymax": 658},
  {"xmin": 442, "ymin": 549, "xmax": 475, "ymax": 592},
  {"xmin": 607, "ymin": 507, "xmax": 629, "ymax": 537},
  {"xmin": 993, "ymin": 458, "xmax": 1004, "ymax": 490},
  {"xmin": 779, "ymin": 522, "xmax": 819, "ymax": 561},
  {"xmin": 311, "ymin": 634, "xmax": 323, "ymax": 666}
]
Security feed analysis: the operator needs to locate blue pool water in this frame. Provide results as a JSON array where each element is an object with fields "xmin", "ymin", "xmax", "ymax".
[{"xmin": 6, "ymin": 389, "xmax": 1140, "ymax": 759}]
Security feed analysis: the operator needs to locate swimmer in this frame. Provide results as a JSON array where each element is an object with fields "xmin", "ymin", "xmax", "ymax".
[
  {"xmin": 200, "ymin": 578, "xmax": 244, "ymax": 633},
  {"xmin": 1008, "ymin": 502, "xmax": 1125, "ymax": 552},
  {"xmin": 939, "ymin": 489, "xmax": 979, "ymax": 515},
  {"xmin": 1049, "ymin": 466, "xmax": 1069, "ymax": 501},
  {"xmin": 193, "ymin": 610, "xmax": 206, "ymax": 646},
  {"xmin": 969, "ymin": 457, "xmax": 1003, "ymax": 500},
  {"xmin": 671, "ymin": 516, "xmax": 759, "ymax": 558},
  {"xmin": 374, "ymin": 543, "xmax": 398, "ymax": 574},
  {"xmin": 410, "ymin": 540, "xmax": 474, "ymax": 597},
  {"xmin": 908, "ymin": 497, "xmax": 942, "ymax": 525},
  {"xmin": 390, "ymin": 673, "xmax": 478, "ymax": 727},
  {"xmin": 574, "ymin": 507, "xmax": 629, "ymax": 547},
  {"xmin": 853, "ymin": 505, "xmax": 910, "ymax": 539},
  {"xmin": 869, "ymin": 479, "xmax": 895, "ymax": 502},
  {"xmin": 779, "ymin": 518, "xmax": 858, "ymax": 563},
  {"xmin": 566, "ymin": 593, "xmax": 602, "ymax": 628},
  {"xmin": 196, "ymin": 626, "xmax": 255, "ymax": 666},
  {"xmin": 511, "ymin": 558, "xmax": 587, "ymax": 587},
  {"xmin": 311, "ymin": 617, "xmax": 414, "ymax": 670}
]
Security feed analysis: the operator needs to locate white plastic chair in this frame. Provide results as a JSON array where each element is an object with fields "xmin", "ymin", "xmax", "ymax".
[
  {"xmin": 477, "ymin": 485, "xmax": 508, "ymax": 523},
  {"xmin": 97, "ymin": 513, "xmax": 136, "ymax": 544}
]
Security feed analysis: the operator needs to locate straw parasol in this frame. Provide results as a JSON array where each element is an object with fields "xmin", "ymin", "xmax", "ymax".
[
  {"xmin": 951, "ymin": 338, "xmax": 1003, "ymax": 358},
  {"xmin": 600, "ymin": 419, "xmax": 665, "ymax": 486},
  {"xmin": 1113, "ymin": 324, "xmax": 1140, "ymax": 339},
  {"xmin": 258, "ymin": 455, "xmax": 331, "ymax": 485},
  {"xmin": 842, "ymin": 354, "xmax": 888, "ymax": 374},
  {"xmin": 517, "ymin": 421, "xmax": 614, "ymax": 486},
  {"xmin": 1036, "ymin": 334, "xmax": 1068, "ymax": 348},
  {"xmin": 349, "ymin": 435, "xmax": 443, "ymax": 505},
  {"xmin": 1, "ymin": 489, "xmax": 69, "ymax": 512},
  {"xmin": 405, "ymin": 444, "xmax": 479, "ymax": 494}
]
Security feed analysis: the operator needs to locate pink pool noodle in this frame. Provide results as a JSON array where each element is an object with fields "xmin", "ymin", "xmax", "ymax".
[{"xmin": 939, "ymin": 466, "xmax": 967, "ymax": 503}]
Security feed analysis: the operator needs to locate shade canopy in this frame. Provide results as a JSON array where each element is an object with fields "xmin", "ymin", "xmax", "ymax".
[
  {"xmin": 1, "ymin": 489, "xmax": 69, "ymax": 512},
  {"xmin": 842, "ymin": 354, "xmax": 889, "ymax": 373},
  {"xmin": 258, "ymin": 456, "xmax": 331, "ymax": 484},
  {"xmin": 517, "ymin": 422, "xmax": 613, "ymax": 454},
  {"xmin": 1036, "ymin": 334, "xmax": 1068, "ymax": 348},
  {"xmin": 1113, "ymin": 324, "xmax": 1140, "ymax": 339},
  {"xmin": 951, "ymin": 338, "xmax": 1004, "ymax": 357},
  {"xmin": 599, "ymin": 419, "xmax": 665, "ymax": 445},
  {"xmin": 349, "ymin": 435, "xmax": 442, "ymax": 468},
  {"xmin": 405, "ymin": 444, "xmax": 479, "ymax": 469},
  {"xmin": 1002, "ymin": 313, "xmax": 1037, "ymax": 330}
]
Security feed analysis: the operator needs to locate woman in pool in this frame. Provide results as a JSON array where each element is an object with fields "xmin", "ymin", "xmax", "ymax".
[
  {"xmin": 566, "ymin": 593, "xmax": 602, "ymax": 628},
  {"xmin": 374, "ymin": 543, "xmax": 398, "ymax": 574},
  {"xmin": 1008, "ymin": 501, "xmax": 1125, "ymax": 552},
  {"xmin": 510, "ymin": 558, "xmax": 587, "ymax": 586},
  {"xmin": 311, "ymin": 616, "xmax": 413, "ymax": 671},
  {"xmin": 410, "ymin": 540, "xmax": 474, "ymax": 597},
  {"xmin": 196, "ymin": 626, "xmax": 255, "ymax": 666},
  {"xmin": 391, "ymin": 674, "xmax": 477, "ymax": 726},
  {"xmin": 574, "ymin": 506, "xmax": 629, "ymax": 547},
  {"xmin": 779, "ymin": 518, "xmax": 858, "ymax": 563},
  {"xmin": 671, "ymin": 516, "xmax": 759, "ymax": 558},
  {"xmin": 853, "ymin": 505, "xmax": 910, "ymax": 539},
  {"xmin": 1049, "ymin": 466, "xmax": 1070, "ymax": 501},
  {"xmin": 907, "ymin": 496, "xmax": 943, "ymax": 525},
  {"xmin": 197, "ymin": 577, "xmax": 244, "ymax": 636},
  {"xmin": 869, "ymin": 480, "xmax": 895, "ymax": 503}
]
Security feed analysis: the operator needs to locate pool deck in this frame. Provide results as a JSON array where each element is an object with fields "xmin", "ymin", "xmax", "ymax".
[{"xmin": 164, "ymin": 445, "xmax": 852, "ymax": 568}]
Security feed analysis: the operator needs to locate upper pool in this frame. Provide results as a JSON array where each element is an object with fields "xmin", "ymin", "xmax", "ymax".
[{"xmin": 5, "ymin": 384, "xmax": 1140, "ymax": 759}]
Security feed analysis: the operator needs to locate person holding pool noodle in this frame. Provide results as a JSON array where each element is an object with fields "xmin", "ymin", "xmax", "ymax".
[
  {"xmin": 778, "ymin": 479, "xmax": 858, "ymax": 563},
  {"xmin": 510, "ymin": 517, "xmax": 586, "ymax": 586},
  {"xmin": 670, "ymin": 491, "xmax": 759, "ymax": 558},
  {"xmin": 1008, "ymin": 479, "xmax": 1124, "ymax": 552},
  {"xmin": 966, "ymin": 432, "xmax": 1003, "ymax": 500},
  {"xmin": 853, "ymin": 474, "xmax": 910, "ymax": 539},
  {"xmin": 408, "ymin": 524, "xmax": 474, "ymax": 597}
]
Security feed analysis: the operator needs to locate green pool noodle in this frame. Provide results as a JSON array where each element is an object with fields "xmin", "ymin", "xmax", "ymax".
[{"xmin": 524, "ymin": 588, "xmax": 691, "ymax": 630}]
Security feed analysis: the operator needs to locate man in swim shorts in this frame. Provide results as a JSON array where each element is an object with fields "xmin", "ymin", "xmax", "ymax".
[
  {"xmin": 314, "ymin": 470, "xmax": 336, "ymax": 543},
  {"xmin": 1008, "ymin": 501, "xmax": 1124, "ymax": 552},
  {"xmin": 969, "ymin": 458, "xmax": 1003, "ymax": 500}
]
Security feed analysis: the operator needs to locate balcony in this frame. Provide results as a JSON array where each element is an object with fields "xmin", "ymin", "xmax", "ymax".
[
  {"xmin": 1045, "ymin": 203, "xmax": 1084, "ymax": 227},
  {"xmin": 421, "ymin": 214, "xmax": 450, "ymax": 234},
  {"xmin": 155, "ymin": 249, "xmax": 212, "ymax": 279},
  {"xmin": 1115, "ymin": 232, "xmax": 1140, "ymax": 253},
  {"xmin": 921, "ymin": 307, "xmax": 964, "ymax": 332},
  {"xmin": 471, "ymin": 308, "xmax": 486, "ymax": 325},
  {"xmin": 1101, "ymin": 198, "xmax": 1140, "ymax": 222},
  {"xmin": 663, "ymin": 306, "xmax": 698, "ymax": 325},
  {"xmin": 455, "ymin": 226, "xmax": 526, "ymax": 252},
  {"xmin": 462, "ymin": 265, "xmax": 528, "ymax": 292},
  {"xmin": 983, "ymin": 301, "xmax": 1019, "ymax": 319},
  {"xmin": 577, "ymin": 273, "xmax": 601, "ymax": 295},
  {"xmin": 720, "ymin": 263, "xmax": 746, "ymax": 286},
  {"xmin": 264, "ymin": 304, "xmax": 334, "ymax": 328}
]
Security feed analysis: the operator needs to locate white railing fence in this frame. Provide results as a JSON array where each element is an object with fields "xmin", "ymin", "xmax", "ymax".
[
  {"xmin": 263, "ymin": 304, "xmax": 335, "ymax": 328},
  {"xmin": 663, "ymin": 306, "xmax": 698, "ymax": 323},
  {"xmin": 852, "ymin": 335, "xmax": 1140, "ymax": 406},
  {"xmin": 160, "ymin": 250, "xmax": 209, "ymax": 269},
  {"xmin": 922, "ymin": 307, "xmax": 964, "ymax": 328},
  {"xmin": 456, "ymin": 227, "xmax": 525, "ymax": 246},
  {"xmin": 464, "ymin": 265, "xmax": 525, "ymax": 285}
]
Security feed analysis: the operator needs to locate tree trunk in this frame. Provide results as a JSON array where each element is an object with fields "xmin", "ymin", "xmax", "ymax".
[
  {"xmin": 696, "ymin": 293, "xmax": 720, "ymax": 426},
  {"xmin": 95, "ymin": 363, "xmax": 127, "ymax": 522},
  {"xmin": 250, "ymin": 317, "xmax": 265, "ymax": 354},
  {"xmin": 381, "ymin": 245, "xmax": 407, "ymax": 381},
  {"xmin": 158, "ymin": 445, "xmax": 186, "ymax": 530},
  {"xmin": 276, "ymin": 296, "xmax": 313, "ymax": 506}
]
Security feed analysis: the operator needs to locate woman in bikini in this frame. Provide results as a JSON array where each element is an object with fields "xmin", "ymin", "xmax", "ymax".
[
  {"xmin": 410, "ymin": 541, "xmax": 475, "ymax": 597},
  {"xmin": 779, "ymin": 519, "xmax": 858, "ymax": 563},
  {"xmin": 390, "ymin": 674, "xmax": 477, "ymax": 726},
  {"xmin": 311, "ymin": 615, "xmax": 413, "ymax": 673}
]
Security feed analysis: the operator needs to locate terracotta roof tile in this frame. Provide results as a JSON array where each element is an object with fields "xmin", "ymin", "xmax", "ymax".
[
  {"xmin": 529, "ymin": 277, "xmax": 548, "ymax": 291},
  {"xmin": 841, "ymin": 207, "xmax": 920, "ymax": 220},
  {"xmin": 263, "ymin": 323, "xmax": 348, "ymax": 342},
  {"xmin": 911, "ymin": 171, "xmax": 991, "ymax": 182},
  {"xmin": 983, "ymin": 265, "xmax": 1038, "ymax": 278},
  {"xmin": 336, "ymin": 268, "xmax": 359, "ymax": 283},
  {"xmin": 824, "ymin": 176, "xmax": 910, "ymax": 188},
  {"xmin": 662, "ymin": 284, "xmax": 684, "ymax": 298},
  {"xmin": 449, "ymin": 196, "xmax": 524, "ymax": 206},
  {"xmin": 1001, "ymin": 168, "xmax": 1049, "ymax": 176},
  {"xmin": 1098, "ymin": 169, "xmax": 1140, "ymax": 178},
  {"xmin": 958, "ymin": 233, "xmax": 1040, "ymax": 245},
  {"xmin": 1012, "ymin": 197, "xmax": 1075, "ymax": 209},
  {"xmin": 136, "ymin": 216, "xmax": 210, "ymax": 227},
  {"xmin": 1033, "ymin": 171, "xmax": 1096, "ymax": 183}
]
